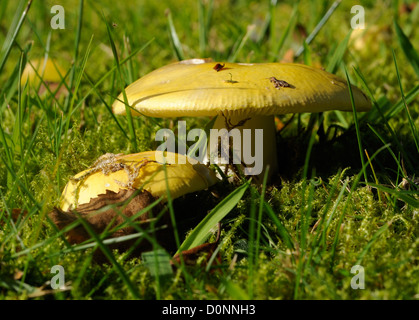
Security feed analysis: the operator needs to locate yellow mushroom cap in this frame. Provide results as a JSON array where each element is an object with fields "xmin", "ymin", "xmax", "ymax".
[
  {"xmin": 112, "ymin": 59, "xmax": 371, "ymax": 119},
  {"xmin": 21, "ymin": 58, "xmax": 65, "ymax": 87},
  {"xmin": 59, "ymin": 151, "xmax": 218, "ymax": 211}
]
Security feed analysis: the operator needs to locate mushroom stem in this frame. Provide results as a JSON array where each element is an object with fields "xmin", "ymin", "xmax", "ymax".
[{"xmin": 210, "ymin": 114, "xmax": 278, "ymax": 182}]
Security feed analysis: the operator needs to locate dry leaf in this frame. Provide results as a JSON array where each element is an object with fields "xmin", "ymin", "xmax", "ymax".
[
  {"xmin": 281, "ymin": 49, "xmax": 295, "ymax": 63},
  {"xmin": 171, "ymin": 223, "xmax": 221, "ymax": 269},
  {"xmin": 0, "ymin": 208, "xmax": 28, "ymax": 226}
]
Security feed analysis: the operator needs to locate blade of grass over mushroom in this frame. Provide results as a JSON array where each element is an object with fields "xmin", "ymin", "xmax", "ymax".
[
  {"xmin": 97, "ymin": 191, "xmax": 165, "ymax": 237},
  {"xmin": 57, "ymin": 232, "xmax": 152, "ymax": 255},
  {"xmin": 177, "ymin": 180, "xmax": 250, "ymax": 253},
  {"xmin": 392, "ymin": 50, "xmax": 419, "ymax": 153},
  {"xmin": 21, "ymin": 26, "xmax": 69, "ymax": 106}
]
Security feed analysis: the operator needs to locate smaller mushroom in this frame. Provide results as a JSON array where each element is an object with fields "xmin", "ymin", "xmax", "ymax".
[
  {"xmin": 20, "ymin": 58, "xmax": 67, "ymax": 96},
  {"xmin": 349, "ymin": 25, "xmax": 392, "ymax": 59},
  {"xmin": 49, "ymin": 151, "xmax": 218, "ymax": 261},
  {"xmin": 59, "ymin": 151, "xmax": 218, "ymax": 211}
]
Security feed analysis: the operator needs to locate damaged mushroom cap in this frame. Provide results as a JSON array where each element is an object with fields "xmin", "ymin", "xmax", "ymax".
[
  {"xmin": 59, "ymin": 151, "xmax": 218, "ymax": 212},
  {"xmin": 112, "ymin": 59, "xmax": 372, "ymax": 180}
]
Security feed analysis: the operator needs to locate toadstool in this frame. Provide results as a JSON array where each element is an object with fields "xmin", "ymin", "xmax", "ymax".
[
  {"xmin": 59, "ymin": 150, "xmax": 218, "ymax": 211},
  {"xmin": 112, "ymin": 59, "xmax": 371, "ymax": 182},
  {"xmin": 50, "ymin": 151, "xmax": 218, "ymax": 261},
  {"xmin": 21, "ymin": 57, "xmax": 67, "ymax": 96}
]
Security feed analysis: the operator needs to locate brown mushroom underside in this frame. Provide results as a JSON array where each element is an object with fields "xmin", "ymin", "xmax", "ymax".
[{"xmin": 49, "ymin": 189, "xmax": 175, "ymax": 262}]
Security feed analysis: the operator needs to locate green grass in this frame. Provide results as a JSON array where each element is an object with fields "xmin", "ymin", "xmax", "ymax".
[{"xmin": 0, "ymin": 0, "xmax": 418, "ymax": 300}]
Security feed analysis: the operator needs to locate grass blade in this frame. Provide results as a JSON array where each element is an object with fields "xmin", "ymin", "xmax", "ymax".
[
  {"xmin": 329, "ymin": 143, "xmax": 391, "ymax": 270},
  {"xmin": 263, "ymin": 201, "xmax": 294, "ymax": 250},
  {"xmin": 104, "ymin": 14, "xmax": 137, "ymax": 151},
  {"xmin": 176, "ymin": 180, "xmax": 250, "ymax": 253},
  {"xmin": 394, "ymin": 20, "xmax": 419, "ymax": 79},
  {"xmin": 166, "ymin": 9, "xmax": 185, "ymax": 61},
  {"xmin": 75, "ymin": 213, "xmax": 141, "ymax": 299},
  {"xmin": 392, "ymin": 50, "xmax": 419, "ymax": 153},
  {"xmin": 63, "ymin": 0, "xmax": 83, "ymax": 113},
  {"xmin": 295, "ymin": 0, "xmax": 342, "ymax": 58},
  {"xmin": 228, "ymin": 25, "xmax": 254, "ymax": 63},
  {"xmin": 367, "ymin": 183, "xmax": 419, "ymax": 208},
  {"xmin": 186, "ymin": 116, "xmax": 216, "ymax": 161},
  {"xmin": 353, "ymin": 66, "xmax": 415, "ymax": 172},
  {"xmin": 345, "ymin": 66, "xmax": 367, "ymax": 183},
  {"xmin": 270, "ymin": 3, "xmax": 298, "ymax": 62},
  {"xmin": 355, "ymin": 222, "xmax": 390, "ymax": 266},
  {"xmin": 326, "ymin": 29, "xmax": 352, "ymax": 74},
  {"xmin": 0, "ymin": 0, "xmax": 32, "ymax": 75}
]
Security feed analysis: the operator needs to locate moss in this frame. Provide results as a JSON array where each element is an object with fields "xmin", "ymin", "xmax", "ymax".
[{"xmin": 1, "ymin": 0, "xmax": 419, "ymax": 300}]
